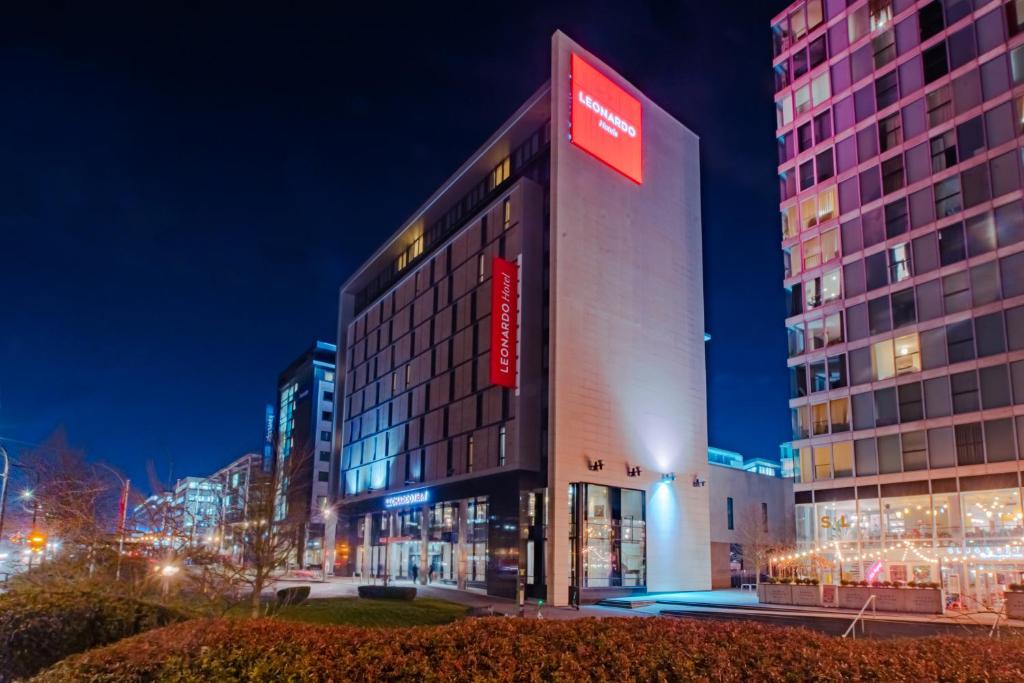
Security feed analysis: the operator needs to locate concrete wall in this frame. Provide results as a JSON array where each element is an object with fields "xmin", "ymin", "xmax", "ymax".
[
  {"xmin": 547, "ymin": 31, "xmax": 709, "ymax": 605},
  {"xmin": 707, "ymin": 464, "xmax": 795, "ymax": 587}
]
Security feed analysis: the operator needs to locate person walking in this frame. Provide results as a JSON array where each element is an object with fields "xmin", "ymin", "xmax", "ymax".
[{"xmin": 411, "ymin": 563, "xmax": 419, "ymax": 584}]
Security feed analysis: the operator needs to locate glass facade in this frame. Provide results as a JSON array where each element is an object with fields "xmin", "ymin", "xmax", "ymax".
[
  {"xmin": 576, "ymin": 483, "xmax": 646, "ymax": 589},
  {"xmin": 775, "ymin": 0, "xmax": 1024, "ymax": 612},
  {"xmin": 796, "ymin": 487, "xmax": 1024, "ymax": 608}
]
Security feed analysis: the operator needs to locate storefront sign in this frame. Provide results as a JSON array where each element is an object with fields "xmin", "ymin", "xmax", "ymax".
[
  {"xmin": 384, "ymin": 489, "xmax": 430, "ymax": 509},
  {"xmin": 569, "ymin": 53, "xmax": 643, "ymax": 184},
  {"xmin": 821, "ymin": 584, "xmax": 838, "ymax": 607},
  {"xmin": 489, "ymin": 256, "xmax": 518, "ymax": 388}
]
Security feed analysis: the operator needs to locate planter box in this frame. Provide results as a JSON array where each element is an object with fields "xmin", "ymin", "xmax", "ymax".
[
  {"xmin": 791, "ymin": 585, "xmax": 823, "ymax": 606},
  {"xmin": 1005, "ymin": 591, "xmax": 1024, "ymax": 619},
  {"xmin": 759, "ymin": 584, "xmax": 793, "ymax": 605},
  {"xmin": 838, "ymin": 586, "xmax": 871, "ymax": 610},
  {"xmin": 901, "ymin": 588, "xmax": 944, "ymax": 614},
  {"xmin": 838, "ymin": 586, "xmax": 943, "ymax": 614}
]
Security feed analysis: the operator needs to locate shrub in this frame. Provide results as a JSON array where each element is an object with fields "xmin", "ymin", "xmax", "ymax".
[
  {"xmin": 0, "ymin": 588, "xmax": 186, "ymax": 681},
  {"xmin": 275, "ymin": 586, "xmax": 311, "ymax": 609},
  {"xmin": 779, "ymin": 577, "xmax": 794, "ymax": 585},
  {"xmin": 35, "ymin": 616, "xmax": 1024, "ymax": 682},
  {"xmin": 357, "ymin": 585, "xmax": 416, "ymax": 600}
]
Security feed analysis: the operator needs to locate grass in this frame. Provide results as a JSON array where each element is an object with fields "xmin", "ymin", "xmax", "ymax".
[{"xmin": 271, "ymin": 597, "xmax": 469, "ymax": 627}]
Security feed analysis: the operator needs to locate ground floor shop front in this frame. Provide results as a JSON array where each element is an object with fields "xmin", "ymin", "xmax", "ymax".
[
  {"xmin": 336, "ymin": 473, "xmax": 662, "ymax": 603},
  {"xmin": 792, "ymin": 485, "xmax": 1024, "ymax": 611}
]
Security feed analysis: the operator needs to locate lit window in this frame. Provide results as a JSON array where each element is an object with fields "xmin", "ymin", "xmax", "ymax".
[
  {"xmin": 808, "ymin": 317, "xmax": 826, "ymax": 350},
  {"xmin": 782, "ymin": 205, "xmax": 798, "ymax": 239},
  {"xmin": 872, "ymin": 338, "xmax": 896, "ymax": 380},
  {"xmin": 894, "ymin": 333, "xmax": 921, "ymax": 375},
  {"xmin": 803, "ymin": 236, "xmax": 822, "ymax": 270},
  {"xmin": 889, "ymin": 243, "xmax": 911, "ymax": 282},
  {"xmin": 800, "ymin": 196, "xmax": 818, "ymax": 230},
  {"xmin": 814, "ymin": 443, "xmax": 831, "ymax": 477},
  {"xmin": 825, "ymin": 312, "xmax": 844, "ymax": 346},
  {"xmin": 503, "ymin": 198, "xmax": 512, "ymax": 228},
  {"xmin": 795, "ymin": 85, "xmax": 811, "ymax": 115},
  {"xmin": 816, "ymin": 186, "xmax": 837, "ymax": 222},
  {"xmin": 821, "ymin": 268, "xmax": 841, "ymax": 302},
  {"xmin": 870, "ymin": 0, "xmax": 893, "ymax": 31},
  {"xmin": 777, "ymin": 95, "xmax": 794, "ymax": 127},
  {"xmin": 820, "ymin": 228, "xmax": 839, "ymax": 263},
  {"xmin": 811, "ymin": 71, "xmax": 830, "ymax": 107},
  {"xmin": 467, "ymin": 435, "xmax": 475, "ymax": 473}
]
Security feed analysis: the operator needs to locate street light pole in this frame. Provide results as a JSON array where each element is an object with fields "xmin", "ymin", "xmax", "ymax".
[{"xmin": 0, "ymin": 444, "xmax": 9, "ymax": 543}]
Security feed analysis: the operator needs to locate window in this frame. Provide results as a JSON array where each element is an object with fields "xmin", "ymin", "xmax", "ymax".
[
  {"xmin": 829, "ymin": 353, "xmax": 847, "ymax": 389},
  {"xmin": 467, "ymin": 435, "xmax": 475, "ymax": 473},
  {"xmin": 812, "ymin": 72, "xmax": 831, "ymax": 107},
  {"xmin": 798, "ymin": 122, "xmax": 813, "ymax": 152},
  {"xmin": 894, "ymin": 333, "xmax": 921, "ymax": 375},
  {"xmin": 879, "ymin": 113, "xmax": 902, "ymax": 152},
  {"xmin": 503, "ymin": 198, "xmax": 512, "ymax": 227},
  {"xmin": 875, "ymin": 71, "xmax": 899, "ymax": 110},
  {"xmin": 831, "ymin": 398, "xmax": 851, "ymax": 433},
  {"xmin": 787, "ymin": 324, "xmax": 806, "ymax": 357},
  {"xmin": 888, "ymin": 243, "xmax": 911, "ymax": 282},
  {"xmin": 872, "ymin": 338, "xmax": 896, "ymax": 380},
  {"xmin": 821, "ymin": 268, "xmax": 841, "ymax": 303},
  {"xmin": 930, "ymin": 130, "xmax": 956, "ymax": 172},
  {"xmin": 761, "ymin": 502, "xmax": 769, "ymax": 533},
  {"xmin": 320, "ymin": 430, "xmax": 331, "ymax": 441},
  {"xmin": 825, "ymin": 312, "xmax": 844, "ymax": 346},
  {"xmin": 782, "ymin": 205, "xmax": 798, "ymax": 239},
  {"xmin": 813, "ymin": 110, "xmax": 832, "ymax": 142},
  {"xmin": 946, "ymin": 319, "xmax": 975, "ymax": 363},
  {"xmin": 318, "ymin": 472, "xmax": 329, "ymax": 482},
  {"xmin": 891, "ymin": 288, "xmax": 916, "ymax": 328},
  {"xmin": 881, "ymin": 155, "xmax": 904, "ymax": 194},
  {"xmin": 808, "ymin": 318, "xmax": 826, "ymax": 351},
  {"xmin": 796, "ymin": 85, "xmax": 811, "ymax": 115},
  {"xmin": 934, "ymin": 177, "xmax": 962, "ymax": 218},
  {"xmin": 816, "ymin": 149, "xmax": 835, "ymax": 183},
  {"xmin": 498, "ymin": 424, "xmax": 507, "ymax": 466},
  {"xmin": 777, "ymin": 95, "xmax": 794, "ymax": 127},
  {"xmin": 918, "ymin": 1, "xmax": 944, "ymax": 42},
  {"xmin": 923, "ymin": 42, "xmax": 949, "ymax": 84},
  {"xmin": 319, "ymin": 451, "xmax": 330, "ymax": 462},
  {"xmin": 951, "ymin": 370, "xmax": 980, "ymax": 414},
  {"xmin": 817, "ymin": 186, "xmax": 837, "ymax": 223},
  {"xmin": 812, "ymin": 402, "xmax": 829, "ymax": 435},
  {"xmin": 955, "ymin": 422, "xmax": 984, "ymax": 465},
  {"xmin": 926, "ymin": 85, "xmax": 953, "ymax": 126},
  {"xmin": 873, "ymin": 28, "xmax": 896, "ymax": 68},
  {"xmin": 899, "ymin": 382, "xmax": 925, "ymax": 422},
  {"xmin": 727, "ymin": 497, "xmax": 734, "ymax": 530}
]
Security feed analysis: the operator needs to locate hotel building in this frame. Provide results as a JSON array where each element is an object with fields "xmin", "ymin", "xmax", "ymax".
[
  {"xmin": 333, "ymin": 32, "xmax": 708, "ymax": 605},
  {"xmin": 774, "ymin": 0, "xmax": 1024, "ymax": 607},
  {"xmin": 272, "ymin": 340, "xmax": 337, "ymax": 568}
]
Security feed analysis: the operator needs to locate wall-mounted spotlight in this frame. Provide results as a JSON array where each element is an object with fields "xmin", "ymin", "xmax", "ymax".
[
  {"xmin": 587, "ymin": 459, "xmax": 604, "ymax": 472},
  {"xmin": 627, "ymin": 465, "xmax": 642, "ymax": 477},
  {"xmin": 691, "ymin": 475, "xmax": 706, "ymax": 487},
  {"xmin": 661, "ymin": 472, "xmax": 676, "ymax": 483}
]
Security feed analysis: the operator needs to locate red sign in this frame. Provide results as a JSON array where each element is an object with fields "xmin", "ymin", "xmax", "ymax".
[
  {"xmin": 570, "ymin": 53, "xmax": 643, "ymax": 184},
  {"xmin": 489, "ymin": 257, "xmax": 518, "ymax": 388}
]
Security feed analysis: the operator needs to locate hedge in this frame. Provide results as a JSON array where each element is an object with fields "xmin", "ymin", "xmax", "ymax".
[
  {"xmin": 0, "ymin": 589, "xmax": 186, "ymax": 681},
  {"xmin": 34, "ymin": 616, "xmax": 1024, "ymax": 682},
  {"xmin": 356, "ymin": 585, "xmax": 417, "ymax": 600}
]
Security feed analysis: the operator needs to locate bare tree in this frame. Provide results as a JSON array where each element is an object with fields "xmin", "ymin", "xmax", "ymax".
[{"xmin": 734, "ymin": 502, "xmax": 793, "ymax": 587}]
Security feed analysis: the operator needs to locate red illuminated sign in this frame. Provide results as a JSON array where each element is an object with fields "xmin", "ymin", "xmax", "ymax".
[
  {"xmin": 489, "ymin": 257, "xmax": 518, "ymax": 388},
  {"xmin": 570, "ymin": 53, "xmax": 643, "ymax": 184}
]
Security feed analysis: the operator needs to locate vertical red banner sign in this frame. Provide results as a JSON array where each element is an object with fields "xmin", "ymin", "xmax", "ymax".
[{"xmin": 489, "ymin": 256, "xmax": 518, "ymax": 388}]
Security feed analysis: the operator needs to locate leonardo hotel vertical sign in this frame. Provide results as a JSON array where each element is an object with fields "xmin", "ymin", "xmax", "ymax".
[
  {"xmin": 490, "ymin": 256, "xmax": 518, "ymax": 388},
  {"xmin": 569, "ymin": 53, "xmax": 643, "ymax": 184}
]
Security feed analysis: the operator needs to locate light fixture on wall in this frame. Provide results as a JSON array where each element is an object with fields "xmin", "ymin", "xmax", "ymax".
[
  {"xmin": 627, "ymin": 465, "xmax": 642, "ymax": 477},
  {"xmin": 660, "ymin": 472, "xmax": 676, "ymax": 483},
  {"xmin": 587, "ymin": 459, "xmax": 604, "ymax": 472},
  {"xmin": 690, "ymin": 474, "xmax": 705, "ymax": 487}
]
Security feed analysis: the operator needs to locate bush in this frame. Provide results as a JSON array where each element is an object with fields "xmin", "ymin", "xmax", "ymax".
[
  {"xmin": 357, "ymin": 585, "xmax": 416, "ymax": 600},
  {"xmin": 35, "ymin": 616, "xmax": 1024, "ymax": 682},
  {"xmin": 0, "ymin": 589, "xmax": 186, "ymax": 681},
  {"xmin": 275, "ymin": 586, "xmax": 311, "ymax": 608}
]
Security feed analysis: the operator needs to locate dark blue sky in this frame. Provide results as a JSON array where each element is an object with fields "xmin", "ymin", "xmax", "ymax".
[{"xmin": 0, "ymin": 1, "xmax": 788, "ymax": 493}]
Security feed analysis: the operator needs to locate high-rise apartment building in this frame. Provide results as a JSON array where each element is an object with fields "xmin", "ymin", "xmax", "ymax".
[
  {"xmin": 272, "ymin": 340, "xmax": 337, "ymax": 568},
  {"xmin": 334, "ymin": 32, "xmax": 708, "ymax": 605},
  {"xmin": 775, "ymin": 0, "xmax": 1024, "ymax": 608}
]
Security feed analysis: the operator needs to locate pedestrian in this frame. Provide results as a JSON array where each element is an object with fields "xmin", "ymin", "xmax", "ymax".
[
  {"xmin": 411, "ymin": 563, "xmax": 419, "ymax": 584},
  {"xmin": 429, "ymin": 559, "xmax": 438, "ymax": 583},
  {"xmin": 377, "ymin": 562, "xmax": 384, "ymax": 578}
]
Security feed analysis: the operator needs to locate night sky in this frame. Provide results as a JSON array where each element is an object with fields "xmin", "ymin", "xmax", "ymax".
[{"xmin": 1, "ymin": 1, "xmax": 789, "ymax": 493}]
